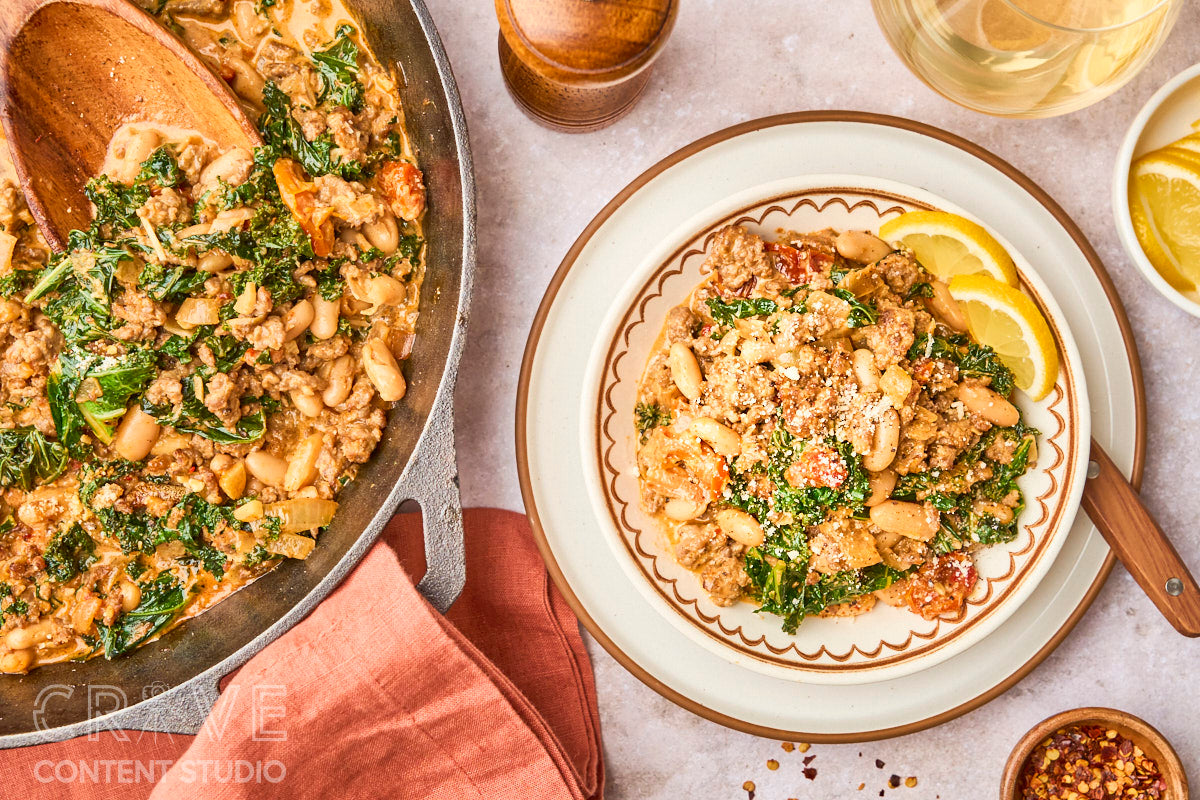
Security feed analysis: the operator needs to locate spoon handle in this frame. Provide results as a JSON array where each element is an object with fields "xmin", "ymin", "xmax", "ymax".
[{"xmin": 1081, "ymin": 439, "xmax": 1200, "ymax": 636}]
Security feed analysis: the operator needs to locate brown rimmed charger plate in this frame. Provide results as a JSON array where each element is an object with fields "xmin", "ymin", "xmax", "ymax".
[{"xmin": 517, "ymin": 111, "xmax": 1144, "ymax": 741}]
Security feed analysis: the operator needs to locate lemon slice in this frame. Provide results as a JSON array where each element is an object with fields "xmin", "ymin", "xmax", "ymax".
[
  {"xmin": 879, "ymin": 211, "xmax": 1019, "ymax": 286},
  {"xmin": 947, "ymin": 274, "xmax": 1059, "ymax": 401},
  {"xmin": 1129, "ymin": 151, "xmax": 1200, "ymax": 296}
]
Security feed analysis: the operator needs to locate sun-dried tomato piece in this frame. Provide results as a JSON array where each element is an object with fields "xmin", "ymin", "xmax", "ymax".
[
  {"xmin": 378, "ymin": 159, "xmax": 426, "ymax": 221},
  {"xmin": 903, "ymin": 552, "xmax": 977, "ymax": 620},
  {"xmin": 785, "ymin": 443, "xmax": 847, "ymax": 489},
  {"xmin": 765, "ymin": 242, "xmax": 834, "ymax": 284},
  {"xmin": 273, "ymin": 158, "xmax": 335, "ymax": 257}
]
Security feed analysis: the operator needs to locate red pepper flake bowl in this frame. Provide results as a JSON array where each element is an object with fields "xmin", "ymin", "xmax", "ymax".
[{"xmin": 1001, "ymin": 708, "xmax": 1187, "ymax": 800}]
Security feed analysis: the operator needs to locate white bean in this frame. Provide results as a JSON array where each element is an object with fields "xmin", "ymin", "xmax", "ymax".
[
  {"xmin": 234, "ymin": 281, "xmax": 258, "ymax": 315},
  {"xmin": 835, "ymin": 230, "xmax": 891, "ymax": 263},
  {"xmin": 958, "ymin": 384, "xmax": 1020, "ymax": 427},
  {"xmin": 715, "ymin": 508, "xmax": 765, "ymax": 547},
  {"xmin": 366, "ymin": 275, "xmax": 406, "ymax": 307},
  {"xmin": 231, "ymin": 0, "xmax": 269, "ymax": 43},
  {"xmin": 362, "ymin": 211, "xmax": 400, "ymax": 254},
  {"xmin": 852, "ymin": 348, "xmax": 880, "ymax": 392},
  {"xmin": 321, "ymin": 355, "xmax": 355, "ymax": 407},
  {"xmin": 224, "ymin": 55, "xmax": 264, "ymax": 104},
  {"xmin": 870, "ymin": 500, "xmax": 939, "ymax": 541},
  {"xmin": 112, "ymin": 407, "xmax": 161, "ymax": 462},
  {"xmin": 234, "ymin": 499, "xmax": 264, "ymax": 522},
  {"xmin": 5, "ymin": 620, "xmax": 55, "ymax": 651},
  {"xmin": 0, "ymin": 648, "xmax": 32, "ymax": 673},
  {"xmin": 668, "ymin": 342, "xmax": 703, "ymax": 401},
  {"xmin": 199, "ymin": 251, "xmax": 234, "ymax": 273},
  {"xmin": 310, "ymin": 297, "xmax": 340, "ymax": 340},
  {"xmin": 925, "ymin": 279, "xmax": 969, "ymax": 332},
  {"xmin": 689, "ymin": 417, "xmax": 740, "ymax": 458},
  {"xmin": 245, "ymin": 451, "xmax": 287, "ymax": 488},
  {"xmin": 290, "ymin": 389, "xmax": 324, "ymax": 418},
  {"xmin": 199, "ymin": 148, "xmax": 253, "ymax": 188},
  {"xmin": 862, "ymin": 408, "xmax": 900, "ymax": 472},
  {"xmin": 283, "ymin": 300, "xmax": 314, "ymax": 342},
  {"xmin": 118, "ymin": 128, "xmax": 161, "ymax": 180},
  {"xmin": 865, "ymin": 469, "xmax": 897, "ymax": 507},
  {"xmin": 118, "ymin": 580, "xmax": 142, "ymax": 612},
  {"xmin": 664, "ymin": 498, "xmax": 707, "ymax": 521},
  {"xmin": 284, "ymin": 433, "xmax": 324, "ymax": 492},
  {"xmin": 362, "ymin": 339, "xmax": 406, "ymax": 402}
]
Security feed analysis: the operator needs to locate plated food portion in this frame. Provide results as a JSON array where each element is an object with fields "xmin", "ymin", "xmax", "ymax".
[
  {"xmin": 633, "ymin": 218, "xmax": 1050, "ymax": 632},
  {"xmin": 0, "ymin": 0, "xmax": 426, "ymax": 672}
]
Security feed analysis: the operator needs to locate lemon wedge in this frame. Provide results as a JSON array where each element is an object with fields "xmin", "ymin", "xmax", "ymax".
[
  {"xmin": 879, "ymin": 211, "xmax": 1019, "ymax": 286},
  {"xmin": 1129, "ymin": 151, "xmax": 1200, "ymax": 297},
  {"xmin": 947, "ymin": 274, "xmax": 1060, "ymax": 401}
]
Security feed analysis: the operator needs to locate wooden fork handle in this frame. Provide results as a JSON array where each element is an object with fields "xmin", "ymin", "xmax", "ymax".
[{"xmin": 1081, "ymin": 439, "xmax": 1200, "ymax": 636}]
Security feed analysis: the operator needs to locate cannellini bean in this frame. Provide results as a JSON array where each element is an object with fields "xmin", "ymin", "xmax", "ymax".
[
  {"xmin": 224, "ymin": 55, "xmax": 265, "ymax": 103},
  {"xmin": 283, "ymin": 433, "xmax": 324, "ymax": 492},
  {"xmin": 690, "ymin": 417, "xmax": 740, "ymax": 458},
  {"xmin": 284, "ymin": 300, "xmax": 314, "ymax": 342},
  {"xmin": 668, "ymin": 342, "xmax": 703, "ymax": 401},
  {"xmin": 210, "ymin": 207, "xmax": 255, "ymax": 233},
  {"xmin": 234, "ymin": 499, "xmax": 264, "ymax": 522},
  {"xmin": 664, "ymin": 498, "xmax": 707, "ymax": 521},
  {"xmin": 310, "ymin": 297, "xmax": 340, "ymax": 340},
  {"xmin": 362, "ymin": 339, "xmax": 406, "ymax": 402},
  {"xmin": 852, "ymin": 348, "xmax": 880, "ymax": 391},
  {"xmin": 117, "ymin": 128, "xmax": 161, "ymax": 181},
  {"xmin": 176, "ymin": 297, "xmax": 222, "ymax": 327},
  {"xmin": 863, "ymin": 408, "xmax": 900, "ymax": 472},
  {"xmin": 200, "ymin": 147, "xmax": 254, "ymax": 188},
  {"xmin": 321, "ymin": 355, "xmax": 355, "ymax": 407},
  {"xmin": 925, "ymin": 279, "xmax": 969, "ymax": 332},
  {"xmin": 362, "ymin": 211, "xmax": 400, "ymax": 254},
  {"xmin": 975, "ymin": 499, "xmax": 1015, "ymax": 524},
  {"xmin": 232, "ymin": 0, "xmax": 269, "ymax": 43},
  {"xmin": 112, "ymin": 407, "xmax": 161, "ymax": 462},
  {"xmin": 199, "ymin": 251, "xmax": 234, "ymax": 273},
  {"xmin": 715, "ymin": 508, "xmax": 765, "ymax": 547},
  {"xmin": 366, "ymin": 274, "xmax": 406, "ymax": 307},
  {"xmin": 835, "ymin": 230, "xmax": 892, "ymax": 263},
  {"xmin": 0, "ymin": 648, "xmax": 33, "ymax": 674},
  {"xmin": 6, "ymin": 620, "xmax": 55, "ymax": 651},
  {"xmin": 118, "ymin": 580, "xmax": 142, "ymax": 612},
  {"xmin": 958, "ymin": 384, "xmax": 1020, "ymax": 427},
  {"xmin": 245, "ymin": 451, "xmax": 287, "ymax": 488},
  {"xmin": 865, "ymin": 469, "xmax": 897, "ymax": 507},
  {"xmin": 870, "ymin": 500, "xmax": 939, "ymax": 541},
  {"xmin": 290, "ymin": 389, "xmax": 324, "ymax": 418}
]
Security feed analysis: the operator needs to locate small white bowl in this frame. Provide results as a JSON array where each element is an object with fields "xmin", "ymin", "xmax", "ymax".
[{"xmin": 1113, "ymin": 61, "xmax": 1200, "ymax": 318}]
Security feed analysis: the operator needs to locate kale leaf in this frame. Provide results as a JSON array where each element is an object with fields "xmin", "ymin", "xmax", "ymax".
[
  {"xmin": 84, "ymin": 176, "xmax": 150, "ymax": 232},
  {"xmin": 908, "ymin": 333, "xmax": 1016, "ymax": 396},
  {"xmin": 634, "ymin": 402, "xmax": 671, "ymax": 443},
  {"xmin": 43, "ymin": 524, "xmax": 97, "ymax": 581},
  {"xmin": 48, "ymin": 346, "xmax": 157, "ymax": 455},
  {"xmin": 96, "ymin": 572, "xmax": 189, "ymax": 659},
  {"xmin": 314, "ymin": 262, "xmax": 345, "ymax": 300},
  {"xmin": 135, "ymin": 146, "xmax": 184, "ymax": 188},
  {"xmin": 705, "ymin": 297, "xmax": 778, "ymax": 327},
  {"xmin": 259, "ymin": 82, "xmax": 363, "ymax": 180},
  {"xmin": 311, "ymin": 25, "xmax": 365, "ymax": 112},
  {"xmin": 0, "ymin": 427, "xmax": 68, "ymax": 491},
  {"xmin": 143, "ymin": 378, "xmax": 265, "ymax": 445},
  {"xmin": 827, "ymin": 287, "xmax": 879, "ymax": 327},
  {"xmin": 137, "ymin": 261, "xmax": 207, "ymax": 302},
  {"xmin": 26, "ymin": 245, "xmax": 134, "ymax": 343}
]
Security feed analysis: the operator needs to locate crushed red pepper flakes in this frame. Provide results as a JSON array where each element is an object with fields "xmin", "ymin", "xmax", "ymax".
[
  {"xmin": 905, "ymin": 777, "xmax": 918, "ymax": 788},
  {"xmin": 889, "ymin": 775, "xmax": 902, "ymax": 789},
  {"xmin": 798, "ymin": 742, "xmax": 811, "ymax": 753},
  {"xmin": 742, "ymin": 780, "xmax": 755, "ymax": 792},
  {"xmin": 876, "ymin": 759, "xmax": 886, "ymax": 769},
  {"xmin": 858, "ymin": 783, "xmax": 866, "ymax": 791},
  {"xmin": 781, "ymin": 742, "xmax": 796, "ymax": 753},
  {"xmin": 803, "ymin": 767, "xmax": 818, "ymax": 780},
  {"xmin": 767, "ymin": 759, "xmax": 779, "ymax": 771},
  {"xmin": 804, "ymin": 754, "xmax": 817, "ymax": 766},
  {"xmin": 1019, "ymin": 724, "xmax": 1166, "ymax": 800}
]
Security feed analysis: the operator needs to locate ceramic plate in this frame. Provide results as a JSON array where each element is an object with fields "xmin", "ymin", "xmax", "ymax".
[
  {"xmin": 580, "ymin": 175, "xmax": 1089, "ymax": 685},
  {"xmin": 518, "ymin": 112, "xmax": 1144, "ymax": 739}
]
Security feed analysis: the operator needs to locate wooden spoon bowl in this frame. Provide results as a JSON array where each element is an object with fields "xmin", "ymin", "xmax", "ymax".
[
  {"xmin": 0, "ymin": 0, "xmax": 260, "ymax": 250},
  {"xmin": 1001, "ymin": 707, "xmax": 1188, "ymax": 800}
]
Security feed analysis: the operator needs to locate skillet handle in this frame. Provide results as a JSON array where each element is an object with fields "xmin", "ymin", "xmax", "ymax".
[
  {"xmin": 1082, "ymin": 439, "xmax": 1200, "ymax": 636},
  {"xmin": 404, "ymin": 382, "xmax": 466, "ymax": 613}
]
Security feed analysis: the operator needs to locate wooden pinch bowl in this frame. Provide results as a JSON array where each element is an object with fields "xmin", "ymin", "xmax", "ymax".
[
  {"xmin": 1001, "ymin": 707, "xmax": 1188, "ymax": 800},
  {"xmin": 0, "ymin": 0, "xmax": 261, "ymax": 251}
]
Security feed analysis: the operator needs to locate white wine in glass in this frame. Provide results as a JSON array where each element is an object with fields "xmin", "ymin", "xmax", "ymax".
[{"xmin": 871, "ymin": 0, "xmax": 1183, "ymax": 118}]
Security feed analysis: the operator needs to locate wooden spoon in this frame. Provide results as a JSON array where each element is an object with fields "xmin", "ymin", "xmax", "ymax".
[
  {"xmin": 0, "ymin": 0, "xmax": 261, "ymax": 251},
  {"xmin": 1084, "ymin": 439, "xmax": 1200, "ymax": 636}
]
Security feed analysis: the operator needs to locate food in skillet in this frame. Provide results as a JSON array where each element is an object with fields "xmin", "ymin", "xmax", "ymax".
[
  {"xmin": 0, "ymin": 0, "xmax": 426, "ymax": 673},
  {"xmin": 634, "ymin": 224, "xmax": 1043, "ymax": 632}
]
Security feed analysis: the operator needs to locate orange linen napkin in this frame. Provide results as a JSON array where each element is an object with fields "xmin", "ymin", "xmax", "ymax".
[{"xmin": 0, "ymin": 509, "xmax": 604, "ymax": 799}]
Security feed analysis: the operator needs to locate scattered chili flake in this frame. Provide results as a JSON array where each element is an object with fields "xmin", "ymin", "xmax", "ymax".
[
  {"xmin": 876, "ymin": 759, "xmax": 886, "ymax": 769},
  {"xmin": 889, "ymin": 775, "xmax": 902, "ymax": 788},
  {"xmin": 767, "ymin": 759, "xmax": 779, "ymax": 771},
  {"xmin": 804, "ymin": 754, "xmax": 817, "ymax": 766},
  {"xmin": 803, "ymin": 767, "xmax": 818, "ymax": 780},
  {"xmin": 798, "ymin": 742, "xmax": 811, "ymax": 753},
  {"xmin": 879, "ymin": 791, "xmax": 885, "ymax": 797},
  {"xmin": 905, "ymin": 777, "xmax": 918, "ymax": 788},
  {"xmin": 743, "ymin": 779, "xmax": 756, "ymax": 799},
  {"xmin": 1018, "ymin": 724, "xmax": 1166, "ymax": 800},
  {"xmin": 782, "ymin": 742, "xmax": 796, "ymax": 753},
  {"xmin": 858, "ymin": 783, "xmax": 866, "ymax": 791}
]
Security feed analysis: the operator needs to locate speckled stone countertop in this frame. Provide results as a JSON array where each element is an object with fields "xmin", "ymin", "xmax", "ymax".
[{"xmin": 424, "ymin": 1, "xmax": 1200, "ymax": 796}]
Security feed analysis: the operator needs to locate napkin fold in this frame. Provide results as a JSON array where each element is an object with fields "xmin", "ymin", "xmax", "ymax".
[{"xmin": 2, "ymin": 509, "xmax": 604, "ymax": 800}]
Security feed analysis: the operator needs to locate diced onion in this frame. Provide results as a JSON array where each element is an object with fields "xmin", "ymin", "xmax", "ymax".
[
  {"xmin": 264, "ymin": 498, "xmax": 338, "ymax": 534},
  {"xmin": 0, "ymin": 231, "xmax": 17, "ymax": 273},
  {"xmin": 175, "ymin": 297, "xmax": 222, "ymax": 328},
  {"xmin": 265, "ymin": 531, "xmax": 317, "ymax": 560}
]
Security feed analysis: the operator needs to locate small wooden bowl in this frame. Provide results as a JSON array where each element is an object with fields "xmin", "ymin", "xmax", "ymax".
[{"xmin": 1001, "ymin": 708, "xmax": 1188, "ymax": 800}]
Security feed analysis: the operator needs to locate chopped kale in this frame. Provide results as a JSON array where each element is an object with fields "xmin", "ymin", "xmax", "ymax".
[
  {"xmin": 0, "ymin": 427, "xmax": 68, "ymax": 491},
  {"xmin": 314, "ymin": 261, "xmax": 345, "ymax": 300},
  {"xmin": 135, "ymin": 146, "xmax": 184, "ymax": 188},
  {"xmin": 48, "ymin": 345, "xmax": 157, "ymax": 455},
  {"xmin": 705, "ymin": 297, "xmax": 778, "ymax": 327},
  {"xmin": 96, "ymin": 572, "xmax": 189, "ymax": 659},
  {"xmin": 908, "ymin": 333, "xmax": 1016, "ymax": 396},
  {"xmin": 142, "ymin": 378, "xmax": 265, "ymax": 445},
  {"xmin": 83, "ymin": 176, "xmax": 150, "ymax": 232},
  {"xmin": 42, "ymin": 525, "xmax": 97, "ymax": 581},
  {"xmin": 311, "ymin": 25, "xmax": 365, "ymax": 112},
  {"xmin": 137, "ymin": 261, "xmax": 207, "ymax": 302},
  {"xmin": 905, "ymin": 281, "xmax": 934, "ymax": 301},
  {"xmin": 26, "ymin": 245, "xmax": 134, "ymax": 343},
  {"xmin": 259, "ymin": 82, "xmax": 363, "ymax": 180},
  {"xmin": 243, "ymin": 544, "xmax": 277, "ymax": 570},
  {"xmin": 827, "ymin": 287, "xmax": 879, "ymax": 327},
  {"xmin": 200, "ymin": 333, "xmax": 250, "ymax": 375},
  {"xmin": 634, "ymin": 402, "xmax": 671, "ymax": 442}
]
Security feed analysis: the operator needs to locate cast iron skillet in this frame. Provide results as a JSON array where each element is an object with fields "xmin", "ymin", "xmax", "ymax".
[{"xmin": 0, "ymin": 0, "xmax": 475, "ymax": 746}]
